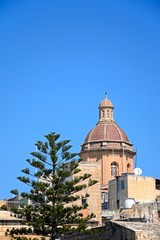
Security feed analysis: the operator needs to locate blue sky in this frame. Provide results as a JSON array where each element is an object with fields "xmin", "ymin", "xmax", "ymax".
[{"xmin": 0, "ymin": 0, "xmax": 160, "ymax": 199}]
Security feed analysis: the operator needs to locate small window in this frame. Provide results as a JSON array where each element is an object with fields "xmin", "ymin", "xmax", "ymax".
[
  {"xmin": 82, "ymin": 198, "xmax": 87, "ymax": 206},
  {"xmin": 102, "ymin": 110, "xmax": 105, "ymax": 118},
  {"xmin": 102, "ymin": 192, "xmax": 108, "ymax": 203},
  {"xmin": 111, "ymin": 111, "xmax": 113, "ymax": 119},
  {"xmin": 107, "ymin": 110, "xmax": 110, "ymax": 118},
  {"xmin": 121, "ymin": 180, "xmax": 125, "ymax": 190},
  {"xmin": 111, "ymin": 162, "xmax": 118, "ymax": 176},
  {"xmin": 127, "ymin": 163, "xmax": 130, "ymax": 172}
]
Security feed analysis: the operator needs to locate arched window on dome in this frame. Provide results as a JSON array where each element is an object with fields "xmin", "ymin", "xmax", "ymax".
[
  {"xmin": 111, "ymin": 110, "xmax": 113, "ymax": 119},
  {"xmin": 107, "ymin": 110, "xmax": 110, "ymax": 118},
  {"xmin": 102, "ymin": 110, "xmax": 105, "ymax": 118},
  {"xmin": 127, "ymin": 163, "xmax": 130, "ymax": 173},
  {"xmin": 111, "ymin": 162, "xmax": 118, "ymax": 176}
]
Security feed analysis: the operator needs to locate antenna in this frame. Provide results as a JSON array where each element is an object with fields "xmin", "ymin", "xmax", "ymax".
[
  {"xmin": 135, "ymin": 147, "xmax": 138, "ymax": 168},
  {"xmin": 134, "ymin": 167, "xmax": 142, "ymax": 176}
]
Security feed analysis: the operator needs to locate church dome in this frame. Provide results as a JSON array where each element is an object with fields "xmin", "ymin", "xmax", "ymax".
[
  {"xmin": 81, "ymin": 95, "xmax": 134, "ymax": 152},
  {"xmin": 85, "ymin": 123, "xmax": 129, "ymax": 143}
]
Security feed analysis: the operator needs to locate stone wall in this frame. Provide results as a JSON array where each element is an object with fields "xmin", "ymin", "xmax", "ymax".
[
  {"xmin": 60, "ymin": 224, "xmax": 111, "ymax": 240},
  {"xmin": 0, "ymin": 221, "xmax": 160, "ymax": 240},
  {"xmin": 61, "ymin": 221, "xmax": 160, "ymax": 240},
  {"xmin": 61, "ymin": 221, "xmax": 135, "ymax": 240},
  {"xmin": 119, "ymin": 202, "xmax": 160, "ymax": 224},
  {"xmin": 115, "ymin": 221, "xmax": 160, "ymax": 240},
  {"xmin": 74, "ymin": 161, "xmax": 102, "ymax": 225},
  {"xmin": 109, "ymin": 175, "xmax": 158, "ymax": 211}
]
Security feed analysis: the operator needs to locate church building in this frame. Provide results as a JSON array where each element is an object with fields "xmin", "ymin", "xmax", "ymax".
[{"xmin": 78, "ymin": 95, "xmax": 136, "ymax": 225}]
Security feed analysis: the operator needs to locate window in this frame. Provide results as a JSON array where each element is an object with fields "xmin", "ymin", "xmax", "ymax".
[
  {"xmin": 101, "ymin": 192, "xmax": 108, "ymax": 203},
  {"xmin": 82, "ymin": 198, "xmax": 87, "ymax": 206},
  {"xmin": 107, "ymin": 110, "xmax": 110, "ymax": 118},
  {"xmin": 127, "ymin": 163, "xmax": 130, "ymax": 172},
  {"xmin": 121, "ymin": 180, "xmax": 125, "ymax": 190},
  {"xmin": 111, "ymin": 111, "xmax": 113, "ymax": 119},
  {"xmin": 111, "ymin": 162, "xmax": 118, "ymax": 176},
  {"xmin": 102, "ymin": 110, "xmax": 105, "ymax": 118}
]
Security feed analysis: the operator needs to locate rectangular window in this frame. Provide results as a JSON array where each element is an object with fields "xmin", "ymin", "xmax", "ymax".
[
  {"xmin": 121, "ymin": 180, "xmax": 125, "ymax": 190},
  {"xmin": 101, "ymin": 192, "xmax": 108, "ymax": 203},
  {"xmin": 82, "ymin": 198, "xmax": 87, "ymax": 206}
]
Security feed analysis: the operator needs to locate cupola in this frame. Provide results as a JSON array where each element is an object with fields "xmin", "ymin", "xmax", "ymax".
[{"xmin": 99, "ymin": 95, "xmax": 114, "ymax": 122}]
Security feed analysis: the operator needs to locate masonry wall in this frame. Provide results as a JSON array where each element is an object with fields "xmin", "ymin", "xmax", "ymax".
[
  {"xmin": 155, "ymin": 189, "xmax": 160, "ymax": 199},
  {"xmin": 127, "ymin": 175, "xmax": 155, "ymax": 202},
  {"xmin": 0, "ymin": 201, "xmax": 6, "ymax": 208},
  {"xmin": 118, "ymin": 175, "xmax": 128, "ymax": 208},
  {"xmin": 108, "ymin": 179, "xmax": 117, "ymax": 210},
  {"xmin": 60, "ymin": 222, "xmax": 135, "ymax": 240},
  {"xmin": 60, "ymin": 221, "xmax": 160, "ymax": 240},
  {"xmin": 81, "ymin": 149, "xmax": 134, "ymax": 187},
  {"xmin": 108, "ymin": 175, "xmax": 158, "ymax": 211},
  {"xmin": 108, "ymin": 175, "xmax": 128, "ymax": 210},
  {"xmin": 132, "ymin": 202, "xmax": 159, "ymax": 223},
  {"xmin": 66, "ymin": 161, "xmax": 102, "ymax": 225},
  {"xmin": 0, "ymin": 221, "xmax": 160, "ymax": 240}
]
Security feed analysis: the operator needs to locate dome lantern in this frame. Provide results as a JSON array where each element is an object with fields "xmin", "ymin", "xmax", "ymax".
[{"xmin": 99, "ymin": 95, "xmax": 114, "ymax": 123}]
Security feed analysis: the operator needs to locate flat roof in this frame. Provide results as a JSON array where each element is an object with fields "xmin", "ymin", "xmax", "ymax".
[{"xmin": 112, "ymin": 221, "xmax": 160, "ymax": 238}]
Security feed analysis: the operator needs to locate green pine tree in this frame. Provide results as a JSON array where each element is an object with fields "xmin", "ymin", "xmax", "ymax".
[{"xmin": 10, "ymin": 132, "xmax": 97, "ymax": 240}]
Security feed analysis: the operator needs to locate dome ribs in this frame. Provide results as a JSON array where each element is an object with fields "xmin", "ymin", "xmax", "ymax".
[{"xmin": 84, "ymin": 123, "xmax": 130, "ymax": 143}]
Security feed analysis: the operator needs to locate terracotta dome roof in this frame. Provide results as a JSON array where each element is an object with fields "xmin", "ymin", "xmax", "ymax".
[
  {"xmin": 99, "ymin": 98, "xmax": 113, "ymax": 108},
  {"xmin": 85, "ymin": 123, "xmax": 129, "ymax": 143}
]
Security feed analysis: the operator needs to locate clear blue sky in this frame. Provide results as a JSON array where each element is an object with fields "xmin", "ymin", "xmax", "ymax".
[{"xmin": 0, "ymin": 0, "xmax": 160, "ymax": 199}]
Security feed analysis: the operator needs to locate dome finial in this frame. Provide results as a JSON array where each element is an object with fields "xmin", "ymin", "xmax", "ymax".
[{"xmin": 105, "ymin": 90, "xmax": 108, "ymax": 99}]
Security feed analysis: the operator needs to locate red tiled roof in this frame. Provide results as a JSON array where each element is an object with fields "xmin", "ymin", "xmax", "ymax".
[{"xmin": 85, "ymin": 123, "xmax": 129, "ymax": 142}]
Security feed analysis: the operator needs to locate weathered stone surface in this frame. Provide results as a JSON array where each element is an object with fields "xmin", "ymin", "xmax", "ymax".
[
  {"xmin": 60, "ymin": 221, "xmax": 160, "ymax": 240},
  {"xmin": 114, "ymin": 221, "xmax": 160, "ymax": 240}
]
